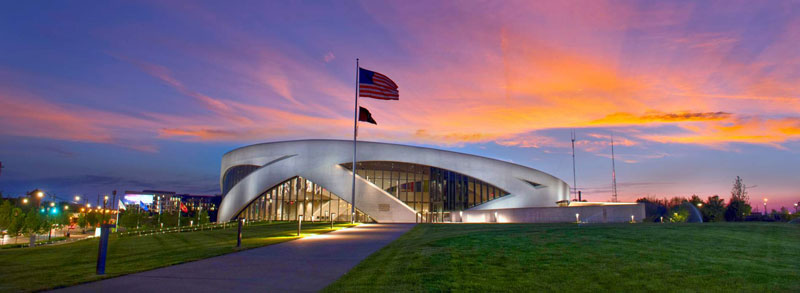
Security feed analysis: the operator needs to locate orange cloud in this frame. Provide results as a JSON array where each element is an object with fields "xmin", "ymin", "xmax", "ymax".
[
  {"xmin": 639, "ymin": 117, "xmax": 800, "ymax": 148},
  {"xmin": 590, "ymin": 111, "xmax": 732, "ymax": 126}
]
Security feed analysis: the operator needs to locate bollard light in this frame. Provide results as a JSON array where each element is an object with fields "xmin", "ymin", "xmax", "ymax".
[
  {"xmin": 298, "ymin": 215, "xmax": 303, "ymax": 236},
  {"xmin": 630, "ymin": 215, "xmax": 634, "ymax": 222},
  {"xmin": 575, "ymin": 213, "xmax": 580, "ymax": 223}
]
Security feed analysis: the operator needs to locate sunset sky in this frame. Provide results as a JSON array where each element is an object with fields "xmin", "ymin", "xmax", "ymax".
[{"xmin": 1, "ymin": 1, "xmax": 798, "ymax": 210}]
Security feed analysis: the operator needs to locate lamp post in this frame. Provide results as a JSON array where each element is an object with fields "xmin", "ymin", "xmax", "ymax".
[
  {"xmin": 795, "ymin": 202, "xmax": 798, "ymax": 214},
  {"xmin": 330, "ymin": 213, "xmax": 336, "ymax": 230},
  {"xmin": 763, "ymin": 198, "xmax": 768, "ymax": 215}
]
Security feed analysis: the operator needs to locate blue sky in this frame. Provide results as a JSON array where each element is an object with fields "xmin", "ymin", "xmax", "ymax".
[{"xmin": 1, "ymin": 1, "xmax": 798, "ymax": 210}]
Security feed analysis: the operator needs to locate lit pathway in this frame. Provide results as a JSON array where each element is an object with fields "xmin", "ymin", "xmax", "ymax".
[{"xmin": 55, "ymin": 223, "xmax": 415, "ymax": 293}]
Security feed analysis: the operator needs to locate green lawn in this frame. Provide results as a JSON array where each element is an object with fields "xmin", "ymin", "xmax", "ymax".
[
  {"xmin": 326, "ymin": 223, "xmax": 800, "ymax": 292},
  {"xmin": 0, "ymin": 221, "xmax": 355, "ymax": 292}
]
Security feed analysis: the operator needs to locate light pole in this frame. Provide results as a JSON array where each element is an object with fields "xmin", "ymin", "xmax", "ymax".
[
  {"xmin": 794, "ymin": 202, "xmax": 798, "ymax": 214},
  {"xmin": 763, "ymin": 198, "xmax": 768, "ymax": 215}
]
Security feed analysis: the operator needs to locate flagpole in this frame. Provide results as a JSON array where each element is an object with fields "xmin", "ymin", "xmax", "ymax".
[{"xmin": 351, "ymin": 58, "xmax": 359, "ymax": 224}]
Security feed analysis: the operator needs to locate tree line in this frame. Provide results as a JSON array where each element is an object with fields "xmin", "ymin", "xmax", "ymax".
[{"xmin": 637, "ymin": 176, "xmax": 794, "ymax": 222}]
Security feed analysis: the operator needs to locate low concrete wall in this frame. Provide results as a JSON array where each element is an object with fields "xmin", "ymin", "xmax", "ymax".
[{"xmin": 454, "ymin": 203, "xmax": 645, "ymax": 223}]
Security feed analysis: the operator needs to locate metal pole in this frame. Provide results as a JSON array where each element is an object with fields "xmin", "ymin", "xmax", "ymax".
[
  {"xmin": 111, "ymin": 191, "xmax": 117, "ymax": 231},
  {"xmin": 236, "ymin": 219, "xmax": 242, "ymax": 248},
  {"xmin": 96, "ymin": 224, "xmax": 112, "ymax": 275},
  {"xmin": 351, "ymin": 58, "xmax": 359, "ymax": 224},
  {"xmin": 331, "ymin": 213, "xmax": 335, "ymax": 230}
]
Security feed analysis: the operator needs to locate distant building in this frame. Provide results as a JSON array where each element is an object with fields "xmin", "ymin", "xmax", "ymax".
[{"xmin": 124, "ymin": 190, "xmax": 222, "ymax": 222}]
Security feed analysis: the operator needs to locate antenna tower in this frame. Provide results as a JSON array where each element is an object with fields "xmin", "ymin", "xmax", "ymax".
[
  {"xmin": 610, "ymin": 133, "xmax": 618, "ymax": 202},
  {"xmin": 571, "ymin": 130, "xmax": 577, "ymax": 201}
]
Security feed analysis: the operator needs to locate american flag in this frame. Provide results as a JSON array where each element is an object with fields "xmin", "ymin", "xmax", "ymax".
[{"xmin": 358, "ymin": 68, "xmax": 399, "ymax": 100}]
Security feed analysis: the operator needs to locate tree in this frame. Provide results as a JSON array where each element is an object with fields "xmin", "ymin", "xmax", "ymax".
[
  {"xmin": 23, "ymin": 210, "xmax": 44, "ymax": 236},
  {"xmin": 702, "ymin": 195, "xmax": 726, "ymax": 222},
  {"xmin": 0, "ymin": 200, "xmax": 13, "ymax": 230},
  {"xmin": 636, "ymin": 197, "xmax": 668, "ymax": 222},
  {"xmin": 86, "ymin": 212, "xmax": 100, "ymax": 228},
  {"xmin": 198, "ymin": 210, "xmax": 210, "ymax": 225},
  {"xmin": 730, "ymin": 176, "xmax": 749, "ymax": 202},
  {"xmin": 77, "ymin": 213, "xmax": 88, "ymax": 233},
  {"xmin": 119, "ymin": 211, "xmax": 141, "ymax": 229},
  {"xmin": 161, "ymin": 211, "xmax": 179, "ymax": 227},
  {"xmin": 725, "ymin": 176, "xmax": 752, "ymax": 221},
  {"xmin": 7, "ymin": 207, "xmax": 24, "ymax": 237},
  {"xmin": 669, "ymin": 208, "xmax": 689, "ymax": 222},
  {"xmin": 688, "ymin": 195, "xmax": 703, "ymax": 207}
]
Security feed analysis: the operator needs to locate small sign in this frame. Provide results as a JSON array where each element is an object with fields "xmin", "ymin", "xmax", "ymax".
[{"xmin": 378, "ymin": 204, "xmax": 390, "ymax": 211}]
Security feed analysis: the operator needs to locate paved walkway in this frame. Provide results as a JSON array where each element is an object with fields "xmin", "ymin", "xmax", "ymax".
[{"xmin": 56, "ymin": 223, "xmax": 415, "ymax": 293}]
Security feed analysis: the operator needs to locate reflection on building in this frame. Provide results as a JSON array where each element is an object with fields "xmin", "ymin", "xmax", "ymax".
[
  {"xmin": 343, "ymin": 161, "xmax": 509, "ymax": 222},
  {"xmin": 235, "ymin": 161, "xmax": 510, "ymax": 223},
  {"xmin": 238, "ymin": 176, "xmax": 369, "ymax": 222}
]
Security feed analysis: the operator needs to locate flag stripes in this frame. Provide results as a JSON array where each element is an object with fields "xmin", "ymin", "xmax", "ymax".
[{"xmin": 358, "ymin": 67, "xmax": 399, "ymax": 100}]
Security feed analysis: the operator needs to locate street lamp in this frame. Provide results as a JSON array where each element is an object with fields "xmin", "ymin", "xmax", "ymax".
[
  {"xmin": 50, "ymin": 202, "xmax": 55, "ymax": 207},
  {"xmin": 36, "ymin": 191, "xmax": 44, "ymax": 198},
  {"xmin": 794, "ymin": 202, "xmax": 798, "ymax": 214},
  {"xmin": 763, "ymin": 198, "xmax": 768, "ymax": 214},
  {"xmin": 22, "ymin": 198, "xmax": 28, "ymax": 204},
  {"xmin": 87, "ymin": 203, "xmax": 92, "ymax": 208},
  {"xmin": 64, "ymin": 206, "xmax": 69, "ymax": 210}
]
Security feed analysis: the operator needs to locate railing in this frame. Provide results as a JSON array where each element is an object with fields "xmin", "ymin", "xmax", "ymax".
[{"xmin": 116, "ymin": 220, "xmax": 293, "ymax": 237}]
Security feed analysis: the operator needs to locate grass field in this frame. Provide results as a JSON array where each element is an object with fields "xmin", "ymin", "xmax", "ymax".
[
  {"xmin": 325, "ymin": 222, "xmax": 800, "ymax": 292},
  {"xmin": 0, "ymin": 221, "xmax": 355, "ymax": 292}
]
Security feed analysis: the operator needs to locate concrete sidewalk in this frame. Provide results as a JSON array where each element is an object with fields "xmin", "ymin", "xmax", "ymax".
[{"xmin": 55, "ymin": 223, "xmax": 415, "ymax": 293}]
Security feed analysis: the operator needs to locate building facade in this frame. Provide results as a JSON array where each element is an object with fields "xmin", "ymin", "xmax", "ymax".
[{"xmin": 217, "ymin": 139, "xmax": 626, "ymax": 223}]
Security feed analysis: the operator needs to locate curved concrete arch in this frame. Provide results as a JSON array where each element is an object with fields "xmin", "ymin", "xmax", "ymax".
[{"xmin": 218, "ymin": 139, "xmax": 570, "ymax": 223}]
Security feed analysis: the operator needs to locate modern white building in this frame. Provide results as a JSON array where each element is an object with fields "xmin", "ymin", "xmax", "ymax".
[{"xmin": 217, "ymin": 140, "xmax": 643, "ymax": 223}]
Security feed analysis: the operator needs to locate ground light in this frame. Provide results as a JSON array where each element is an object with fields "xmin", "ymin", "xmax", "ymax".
[{"xmin": 298, "ymin": 215, "xmax": 303, "ymax": 236}]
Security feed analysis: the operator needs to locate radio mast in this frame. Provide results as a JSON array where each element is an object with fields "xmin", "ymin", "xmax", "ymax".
[
  {"xmin": 610, "ymin": 133, "xmax": 618, "ymax": 202},
  {"xmin": 571, "ymin": 130, "xmax": 577, "ymax": 201}
]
